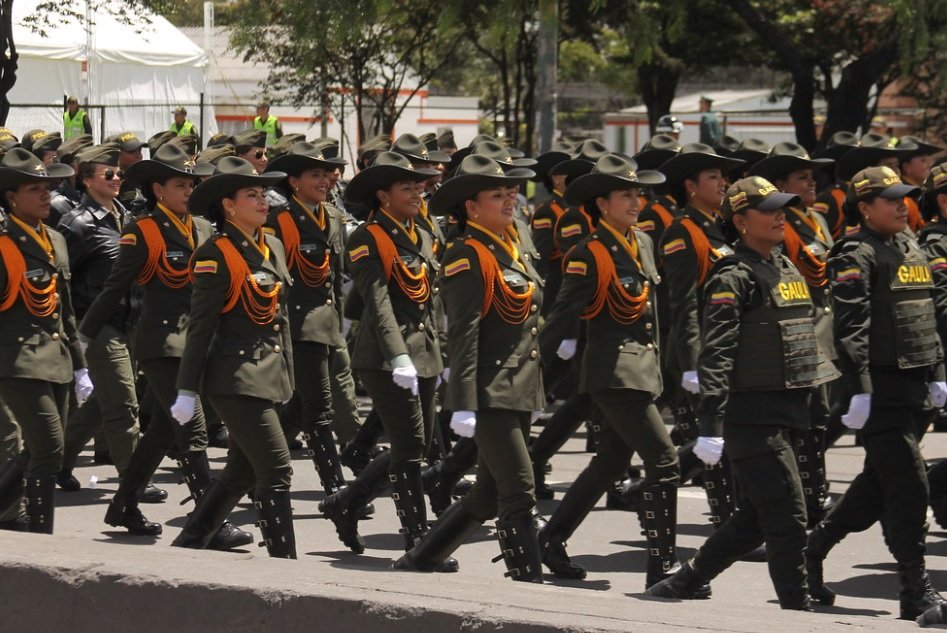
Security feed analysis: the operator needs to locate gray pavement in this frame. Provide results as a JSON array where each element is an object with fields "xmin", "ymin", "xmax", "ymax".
[{"xmin": 3, "ymin": 418, "xmax": 945, "ymax": 632}]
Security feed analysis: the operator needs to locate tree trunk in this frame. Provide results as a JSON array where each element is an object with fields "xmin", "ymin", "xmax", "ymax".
[
  {"xmin": 0, "ymin": 0, "xmax": 19, "ymax": 126},
  {"xmin": 821, "ymin": 43, "xmax": 899, "ymax": 138},
  {"xmin": 788, "ymin": 67, "xmax": 817, "ymax": 152},
  {"xmin": 638, "ymin": 62, "xmax": 679, "ymax": 135}
]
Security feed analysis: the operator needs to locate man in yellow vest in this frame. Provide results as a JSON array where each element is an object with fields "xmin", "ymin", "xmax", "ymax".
[
  {"xmin": 169, "ymin": 106, "xmax": 201, "ymax": 150},
  {"xmin": 253, "ymin": 102, "xmax": 282, "ymax": 147},
  {"xmin": 63, "ymin": 96, "xmax": 93, "ymax": 141}
]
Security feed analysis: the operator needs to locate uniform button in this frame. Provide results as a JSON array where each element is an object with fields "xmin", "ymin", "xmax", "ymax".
[
  {"xmin": 530, "ymin": 304, "xmax": 538, "ymax": 313},
  {"xmin": 239, "ymin": 350, "xmax": 245, "ymax": 356},
  {"xmin": 418, "ymin": 323, "xmax": 425, "ymax": 331},
  {"xmin": 618, "ymin": 344, "xmax": 624, "ymax": 351},
  {"xmin": 17, "ymin": 336, "xmax": 23, "ymax": 342},
  {"xmin": 646, "ymin": 301, "xmax": 652, "ymax": 308},
  {"xmin": 530, "ymin": 326, "xmax": 537, "ymax": 336},
  {"xmin": 529, "ymin": 350, "xmax": 538, "ymax": 359},
  {"xmin": 326, "ymin": 298, "xmax": 333, "ymax": 306},
  {"xmin": 51, "ymin": 273, "xmax": 58, "ymax": 280},
  {"xmin": 433, "ymin": 287, "xmax": 440, "ymax": 295},
  {"xmin": 274, "ymin": 345, "xmax": 282, "ymax": 353},
  {"xmin": 51, "ymin": 333, "xmax": 60, "ymax": 340},
  {"xmin": 645, "ymin": 323, "xmax": 653, "ymax": 330},
  {"xmin": 274, "ymin": 324, "xmax": 281, "ymax": 331},
  {"xmin": 495, "ymin": 360, "xmax": 502, "ymax": 366},
  {"xmin": 52, "ymin": 313, "xmax": 59, "ymax": 320},
  {"xmin": 646, "ymin": 343, "xmax": 654, "ymax": 350},
  {"xmin": 643, "ymin": 281, "xmax": 650, "ymax": 288},
  {"xmin": 325, "ymin": 282, "xmax": 331, "ymax": 288},
  {"xmin": 54, "ymin": 292, "xmax": 60, "ymax": 300},
  {"xmin": 824, "ymin": 306, "xmax": 831, "ymax": 314},
  {"xmin": 162, "ymin": 319, "xmax": 168, "ymax": 325},
  {"xmin": 296, "ymin": 305, "xmax": 301, "ymax": 310},
  {"xmin": 419, "ymin": 303, "xmax": 426, "ymax": 310}
]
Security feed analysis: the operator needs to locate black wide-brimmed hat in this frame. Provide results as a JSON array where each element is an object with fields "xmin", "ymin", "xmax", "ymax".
[
  {"xmin": 266, "ymin": 141, "xmax": 347, "ymax": 175},
  {"xmin": 749, "ymin": 142, "xmax": 834, "ymax": 183},
  {"xmin": 815, "ymin": 131, "xmax": 859, "ymax": 160},
  {"xmin": 392, "ymin": 133, "xmax": 452, "ymax": 165},
  {"xmin": 550, "ymin": 139, "xmax": 612, "ymax": 178},
  {"xmin": 126, "ymin": 142, "xmax": 213, "ymax": 184},
  {"xmin": 836, "ymin": 133, "xmax": 907, "ymax": 182},
  {"xmin": 196, "ymin": 144, "xmax": 236, "ymax": 167},
  {"xmin": 344, "ymin": 152, "xmax": 440, "ymax": 204},
  {"xmin": 658, "ymin": 143, "xmax": 745, "ymax": 185},
  {"xmin": 713, "ymin": 135, "xmax": 741, "ymax": 157},
  {"xmin": 429, "ymin": 155, "xmax": 535, "ymax": 217},
  {"xmin": 564, "ymin": 154, "xmax": 666, "ymax": 206},
  {"xmin": 634, "ymin": 134, "xmax": 682, "ymax": 171},
  {"xmin": 188, "ymin": 157, "xmax": 287, "ymax": 215},
  {"xmin": 269, "ymin": 133, "xmax": 307, "ymax": 159},
  {"xmin": 0, "ymin": 148, "xmax": 73, "ymax": 192},
  {"xmin": 897, "ymin": 135, "xmax": 943, "ymax": 158},
  {"xmin": 358, "ymin": 134, "xmax": 392, "ymax": 162}
]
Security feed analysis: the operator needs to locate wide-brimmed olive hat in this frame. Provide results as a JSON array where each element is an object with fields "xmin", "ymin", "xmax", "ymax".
[
  {"xmin": 358, "ymin": 134, "xmax": 392, "ymax": 164},
  {"xmin": 58, "ymin": 134, "xmax": 93, "ymax": 163},
  {"xmin": 897, "ymin": 135, "xmax": 943, "ymax": 158},
  {"xmin": 437, "ymin": 129, "xmax": 457, "ymax": 151},
  {"xmin": 836, "ymin": 133, "xmax": 907, "ymax": 182},
  {"xmin": 269, "ymin": 133, "xmax": 307, "ymax": 159},
  {"xmin": 126, "ymin": 142, "xmax": 213, "ymax": 184},
  {"xmin": 564, "ymin": 154, "xmax": 666, "ymax": 206},
  {"xmin": 207, "ymin": 132, "xmax": 234, "ymax": 148},
  {"xmin": 749, "ymin": 142, "xmax": 834, "ymax": 183},
  {"xmin": 531, "ymin": 141, "xmax": 575, "ymax": 183},
  {"xmin": 196, "ymin": 144, "xmax": 236, "ymax": 167},
  {"xmin": 634, "ymin": 134, "xmax": 682, "ymax": 171},
  {"xmin": 730, "ymin": 138, "xmax": 771, "ymax": 168},
  {"xmin": 719, "ymin": 176, "xmax": 800, "ymax": 220},
  {"xmin": 392, "ymin": 133, "xmax": 451, "ymax": 165},
  {"xmin": 266, "ymin": 141, "xmax": 347, "ymax": 175},
  {"xmin": 429, "ymin": 155, "xmax": 535, "ymax": 217},
  {"xmin": 233, "ymin": 129, "xmax": 267, "ymax": 152},
  {"xmin": 814, "ymin": 131, "xmax": 859, "ymax": 160},
  {"xmin": 713, "ymin": 135, "xmax": 741, "ymax": 157},
  {"xmin": 169, "ymin": 135, "xmax": 198, "ymax": 157},
  {"xmin": 147, "ymin": 130, "xmax": 177, "ymax": 155},
  {"xmin": 0, "ymin": 148, "xmax": 73, "ymax": 192},
  {"xmin": 846, "ymin": 166, "xmax": 919, "ymax": 204},
  {"xmin": 188, "ymin": 157, "xmax": 287, "ymax": 215},
  {"xmin": 659, "ymin": 143, "xmax": 745, "ymax": 185},
  {"xmin": 471, "ymin": 140, "xmax": 537, "ymax": 171},
  {"xmin": 311, "ymin": 136, "xmax": 340, "ymax": 159},
  {"xmin": 549, "ymin": 139, "xmax": 611, "ymax": 179},
  {"xmin": 466, "ymin": 134, "xmax": 525, "ymax": 159},
  {"xmin": 344, "ymin": 151, "xmax": 440, "ymax": 205}
]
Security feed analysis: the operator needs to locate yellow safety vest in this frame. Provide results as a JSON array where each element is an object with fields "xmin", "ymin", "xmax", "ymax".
[
  {"xmin": 63, "ymin": 110, "xmax": 87, "ymax": 140},
  {"xmin": 170, "ymin": 120, "xmax": 196, "ymax": 137},
  {"xmin": 253, "ymin": 115, "xmax": 280, "ymax": 147}
]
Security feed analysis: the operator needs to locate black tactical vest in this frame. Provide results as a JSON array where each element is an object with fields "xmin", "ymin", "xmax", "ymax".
[
  {"xmin": 731, "ymin": 255, "xmax": 839, "ymax": 391},
  {"xmin": 866, "ymin": 234, "xmax": 941, "ymax": 369}
]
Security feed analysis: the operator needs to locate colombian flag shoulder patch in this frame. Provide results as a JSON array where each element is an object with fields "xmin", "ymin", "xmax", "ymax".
[
  {"xmin": 532, "ymin": 218, "xmax": 552, "ymax": 230},
  {"xmin": 349, "ymin": 245, "xmax": 370, "ymax": 262},
  {"xmin": 118, "ymin": 233, "xmax": 137, "ymax": 246},
  {"xmin": 835, "ymin": 267, "xmax": 861, "ymax": 282},
  {"xmin": 565, "ymin": 260, "xmax": 587, "ymax": 276},
  {"xmin": 709, "ymin": 291, "xmax": 736, "ymax": 305},
  {"xmin": 636, "ymin": 220, "xmax": 656, "ymax": 232},
  {"xmin": 193, "ymin": 260, "xmax": 218, "ymax": 275},
  {"xmin": 444, "ymin": 258, "xmax": 471, "ymax": 277},
  {"xmin": 560, "ymin": 224, "xmax": 582, "ymax": 238},
  {"xmin": 663, "ymin": 238, "xmax": 686, "ymax": 255},
  {"xmin": 931, "ymin": 257, "xmax": 947, "ymax": 271}
]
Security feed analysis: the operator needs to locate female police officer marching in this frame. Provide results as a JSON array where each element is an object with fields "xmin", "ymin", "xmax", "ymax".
[
  {"xmin": 806, "ymin": 166, "xmax": 947, "ymax": 620},
  {"xmin": 646, "ymin": 177, "xmax": 838, "ymax": 610},
  {"xmin": 264, "ymin": 141, "xmax": 351, "ymax": 502},
  {"xmin": 318, "ymin": 151, "xmax": 450, "ymax": 563},
  {"xmin": 168, "ymin": 157, "xmax": 297, "ymax": 558},
  {"xmin": 391, "ymin": 154, "xmax": 546, "ymax": 582},
  {"xmin": 0, "ymin": 148, "xmax": 91, "ymax": 534},
  {"xmin": 77, "ymin": 143, "xmax": 251, "ymax": 548},
  {"xmin": 535, "ymin": 154, "xmax": 683, "ymax": 588}
]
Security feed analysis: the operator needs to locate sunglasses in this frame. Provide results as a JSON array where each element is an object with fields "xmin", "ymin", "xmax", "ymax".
[
  {"xmin": 254, "ymin": 149, "xmax": 266, "ymax": 160},
  {"xmin": 102, "ymin": 169, "xmax": 125, "ymax": 181}
]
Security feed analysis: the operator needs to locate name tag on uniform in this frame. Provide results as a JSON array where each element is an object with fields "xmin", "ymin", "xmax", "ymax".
[
  {"xmin": 503, "ymin": 271, "xmax": 527, "ymax": 286},
  {"xmin": 24, "ymin": 268, "xmax": 44, "ymax": 279},
  {"xmin": 300, "ymin": 243, "xmax": 319, "ymax": 253},
  {"xmin": 251, "ymin": 271, "xmax": 270, "ymax": 284},
  {"xmin": 618, "ymin": 276, "xmax": 637, "ymax": 285},
  {"xmin": 166, "ymin": 251, "xmax": 184, "ymax": 259},
  {"xmin": 400, "ymin": 255, "xmax": 414, "ymax": 264}
]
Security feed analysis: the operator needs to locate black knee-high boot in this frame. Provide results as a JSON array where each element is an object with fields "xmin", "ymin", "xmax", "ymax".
[{"xmin": 319, "ymin": 451, "xmax": 392, "ymax": 553}]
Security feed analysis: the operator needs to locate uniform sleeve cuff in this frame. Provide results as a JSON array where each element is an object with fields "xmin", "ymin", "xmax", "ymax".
[{"xmin": 390, "ymin": 354, "xmax": 412, "ymax": 369}]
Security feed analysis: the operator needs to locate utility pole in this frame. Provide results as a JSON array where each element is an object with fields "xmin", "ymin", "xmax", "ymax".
[{"xmin": 535, "ymin": 0, "xmax": 557, "ymax": 154}]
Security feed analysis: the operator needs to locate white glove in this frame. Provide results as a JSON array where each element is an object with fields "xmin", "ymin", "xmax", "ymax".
[
  {"xmin": 171, "ymin": 393, "xmax": 197, "ymax": 426},
  {"xmin": 931, "ymin": 382, "xmax": 947, "ymax": 408},
  {"xmin": 73, "ymin": 368, "xmax": 93, "ymax": 406},
  {"xmin": 442, "ymin": 367, "xmax": 451, "ymax": 383},
  {"xmin": 450, "ymin": 410, "xmax": 476, "ymax": 438},
  {"xmin": 841, "ymin": 393, "xmax": 871, "ymax": 430},
  {"xmin": 681, "ymin": 370, "xmax": 700, "ymax": 394},
  {"xmin": 694, "ymin": 437, "xmax": 725, "ymax": 466},
  {"xmin": 392, "ymin": 364, "xmax": 419, "ymax": 395},
  {"xmin": 557, "ymin": 339, "xmax": 577, "ymax": 360}
]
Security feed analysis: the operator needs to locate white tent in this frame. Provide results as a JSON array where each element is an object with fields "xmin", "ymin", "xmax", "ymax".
[{"xmin": 6, "ymin": 0, "xmax": 216, "ymax": 144}]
